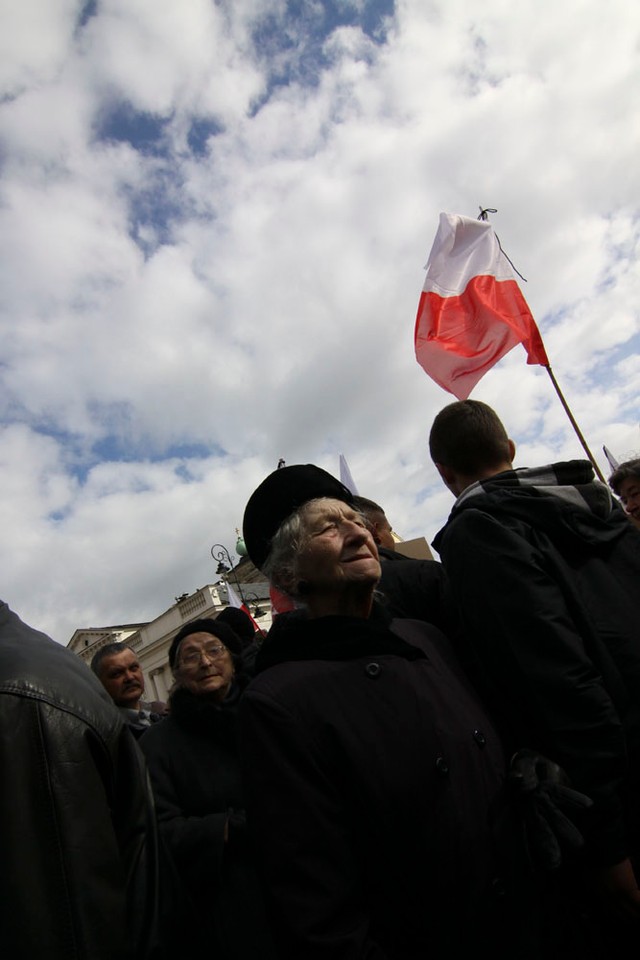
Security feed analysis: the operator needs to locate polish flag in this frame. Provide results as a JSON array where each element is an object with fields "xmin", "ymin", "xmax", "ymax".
[
  {"xmin": 225, "ymin": 580, "xmax": 247, "ymax": 612},
  {"xmin": 269, "ymin": 584, "xmax": 295, "ymax": 617},
  {"xmin": 225, "ymin": 581, "xmax": 261, "ymax": 631},
  {"xmin": 414, "ymin": 213, "xmax": 548, "ymax": 400}
]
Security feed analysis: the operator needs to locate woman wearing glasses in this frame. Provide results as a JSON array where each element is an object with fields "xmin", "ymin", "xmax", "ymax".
[{"xmin": 140, "ymin": 619, "xmax": 276, "ymax": 959}]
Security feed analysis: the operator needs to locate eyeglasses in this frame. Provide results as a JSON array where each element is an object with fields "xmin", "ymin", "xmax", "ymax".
[{"xmin": 179, "ymin": 643, "xmax": 228, "ymax": 668}]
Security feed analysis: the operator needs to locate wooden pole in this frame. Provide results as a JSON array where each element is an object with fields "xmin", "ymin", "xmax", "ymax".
[
  {"xmin": 475, "ymin": 209, "xmax": 606, "ymax": 484},
  {"xmin": 544, "ymin": 365, "xmax": 606, "ymax": 482}
]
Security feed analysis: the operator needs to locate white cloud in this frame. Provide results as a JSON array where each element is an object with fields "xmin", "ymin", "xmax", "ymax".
[
  {"xmin": 1, "ymin": 0, "xmax": 639, "ymax": 642},
  {"xmin": 0, "ymin": 0, "xmax": 80, "ymax": 96}
]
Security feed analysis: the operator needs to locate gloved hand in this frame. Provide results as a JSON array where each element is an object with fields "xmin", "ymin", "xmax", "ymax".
[
  {"xmin": 226, "ymin": 808, "xmax": 247, "ymax": 851},
  {"xmin": 509, "ymin": 749, "xmax": 593, "ymax": 871}
]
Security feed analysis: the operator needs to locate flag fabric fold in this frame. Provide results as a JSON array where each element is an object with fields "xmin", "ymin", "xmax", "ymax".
[
  {"xmin": 225, "ymin": 580, "xmax": 245, "ymax": 611},
  {"xmin": 603, "ymin": 445, "xmax": 620, "ymax": 471},
  {"xmin": 414, "ymin": 213, "xmax": 548, "ymax": 400},
  {"xmin": 225, "ymin": 580, "xmax": 263, "ymax": 632},
  {"xmin": 339, "ymin": 454, "xmax": 359, "ymax": 496},
  {"xmin": 270, "ymin": 584, "xmax": 295, "ymax": 617}
]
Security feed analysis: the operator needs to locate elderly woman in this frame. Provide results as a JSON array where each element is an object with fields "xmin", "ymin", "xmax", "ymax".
[
  {"xmin": 239, "ymin": 465, "xmax": 546, "ymax": 960},
  {"xmin": 139, "ymin": 619, "xmax": 276, "ymax": 959}
]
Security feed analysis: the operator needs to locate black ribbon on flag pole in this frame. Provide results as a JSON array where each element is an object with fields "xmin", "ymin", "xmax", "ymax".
[{"xmin": 476, "ymin": 206, "xmax": 605, "ymax": 483}]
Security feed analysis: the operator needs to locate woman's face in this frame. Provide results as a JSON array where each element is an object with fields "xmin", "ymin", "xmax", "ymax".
[
  {"xmin": 174, "ymin": 631, "xmax": 234, "ymax": 701},
  {"xmin": 294, "ymin": 498, "xmax": 381, "ymax": 598}
]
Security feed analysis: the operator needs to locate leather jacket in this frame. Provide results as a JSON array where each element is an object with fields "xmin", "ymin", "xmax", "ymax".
[{"xmin": 0, "ymin": 601, "xmax": 161, "ymax": 959}]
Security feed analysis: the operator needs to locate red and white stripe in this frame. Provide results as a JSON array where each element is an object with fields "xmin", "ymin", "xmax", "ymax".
[{"xmin": 414, "ymin": 213, "xmax": 548, "ymax": 400}]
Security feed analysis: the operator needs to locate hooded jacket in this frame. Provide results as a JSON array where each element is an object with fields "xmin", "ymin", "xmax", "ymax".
[{"xmin": 432, "ymin": 460, "xmax": 640, "ymax": 866}]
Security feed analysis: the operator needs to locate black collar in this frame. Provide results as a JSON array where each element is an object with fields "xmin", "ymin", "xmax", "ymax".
[{"xmin": 255, "ymin": 614, "xmax": 426, "ymax": 673}]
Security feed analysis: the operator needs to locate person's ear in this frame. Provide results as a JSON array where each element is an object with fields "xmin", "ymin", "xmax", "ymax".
[
  {"xmin": 508, "ymin": 439, "xmax": 516, "ymax": 463},
  {"xmin": 435, "ymin": 462, "xmax": 456, "ymax": 489}
]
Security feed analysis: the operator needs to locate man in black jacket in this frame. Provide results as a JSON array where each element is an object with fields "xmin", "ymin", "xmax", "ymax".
[
  {"xmin": 352, "ymin": 494, "xmax": 455, "ymax": 633},
  {"xmin": 429, "ymin": 400, "xmax": 640, "ymax": 925},
  {"xmin": 0, "ymin": 600, "xmax": 161, "ymax": 960}
]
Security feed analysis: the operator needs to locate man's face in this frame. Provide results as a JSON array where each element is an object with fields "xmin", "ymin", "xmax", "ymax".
[
  {"xmin": 368, "ymin": 509, "xmax": 396, "ymax": 550},
  {"xmin": 99, "ymin": 649, "xmax": 145, "ymax": 708},
  {"xmin": 618, "ymin": 476, "xmax": 640, "ymax": 523}
]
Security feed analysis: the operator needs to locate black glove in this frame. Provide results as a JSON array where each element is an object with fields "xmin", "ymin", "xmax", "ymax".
[
  {"xmin": 226, "ymin": 808, "xmax": 247, "ymax": 851},
  {"xmin": 509, "ymin": 749, "xmax": 593, "ymax": 872}
]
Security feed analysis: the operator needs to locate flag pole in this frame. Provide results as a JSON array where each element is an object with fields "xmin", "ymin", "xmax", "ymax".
[
  {"xmin": 478, "ymin": 208, "xmax": 606, "ymax": 484},
  {"xmin": 544, "ymin": 365, "xmax": 606, "ymax": 482}
]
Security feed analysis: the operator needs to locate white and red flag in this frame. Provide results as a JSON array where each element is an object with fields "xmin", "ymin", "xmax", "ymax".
[
  {"xmin": 414, "ymin": 213, "xmax": 548, "ymax": 400},
  {"xmin": 225, "ymin": 580, "xmax": 245, "ymax": 611},
  {"xmin": 225, "ymin": 581, "xmax": 261, "ymax": 631},
  {"xmin": 269, "ymin": 584, "xmax": 295, "ymax": 617}
]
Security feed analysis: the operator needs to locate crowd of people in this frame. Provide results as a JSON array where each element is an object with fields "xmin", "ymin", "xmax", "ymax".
[{"xmin": 2, "ymin": 400, "xmax": 640, "ymax": 959}]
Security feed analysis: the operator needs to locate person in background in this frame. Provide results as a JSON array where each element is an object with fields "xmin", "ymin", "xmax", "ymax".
[
  {"xmin": 429, "ymin": 399, "xmax": 640, "ymax": 937},
  {"xmin": 351, "ymin": 495, "xmax": 397, "ymax": 550},
  {"xmin": 239, "ymin": 464, "xmax": 543, "ymax": 960},
  {"xmin": 0, "ymin": 600, "xmax": 161, "ymax": 960},
  {"xmin": 608, "ymin": 457, "xmax": 640, "ymax": 529},
  {"xmin": 352, "ymin": 494, "xmax": 454, "ymax": 633},
  {"xmin": 216, "ymin": 604, "xmax": 263, "ymax": 675},
  {"xmin": 91, "ymin": 642, "xmax": 166, "ymax": 737},
  {"xmin": 139, "ymin": 619, "xmax": 276, "ymax": 959}
]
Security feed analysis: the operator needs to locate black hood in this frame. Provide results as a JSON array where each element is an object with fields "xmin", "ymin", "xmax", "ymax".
[{"xmin": 434, "ymin": 460, "xmax": 627, "ymax": 555}]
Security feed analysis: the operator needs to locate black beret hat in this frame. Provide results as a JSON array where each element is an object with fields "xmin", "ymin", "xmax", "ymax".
[
  {"xmin": 243, "ymin": 464, "xmax": 354, "ymax": 571},
  {"xmin": 169, "ymin": 618, "xmax": 243, "ymax": 669},
  {"xmin": 216, "ymin": 606, "xmax": 256, "ymax": 646}
]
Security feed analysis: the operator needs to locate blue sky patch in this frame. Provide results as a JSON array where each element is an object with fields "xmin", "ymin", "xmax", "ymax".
[
  {"xmin": 77, "ymin": 0, "xmax": 97, "ymax": 30},
  {"xmin": 96, "ymin": 103, "xmax": 169, "ymax": 156},
  {"xmin": 188, "ymin": 117, "xmax": 224, "ymax": 157},
  {"xmin": 250, "ymin": 0, "xmax": 394, "ymax": 101},
  {"xmin": 125, "ymin": 170, "xmax": 186, "ymax": 252}
]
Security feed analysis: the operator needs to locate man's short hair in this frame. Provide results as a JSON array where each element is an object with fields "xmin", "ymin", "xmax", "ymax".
[
  {"xmin": 90, "ymin": 642, "xmax": 136, "ymax": 677},
  {"xmin": 429, "ymin": 400, "xmax": 512, "ymax": 476},
  {"xmin": 352, "ymin": 496, "xmax": 385, "ymax": 518},
  {"xmin": 609, "ymin": 458, "xmax": 640, "ymax": 496}
]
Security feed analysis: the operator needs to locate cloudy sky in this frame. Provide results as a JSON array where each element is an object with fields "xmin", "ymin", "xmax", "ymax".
[{"xmin": 2, "ymin": 0, "xmax": 639, "ymax": 644}]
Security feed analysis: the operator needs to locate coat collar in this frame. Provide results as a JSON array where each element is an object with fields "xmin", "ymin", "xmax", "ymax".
[{"xmin": 255, "ymin": 613, "xmax": 426, "ymax": 674}]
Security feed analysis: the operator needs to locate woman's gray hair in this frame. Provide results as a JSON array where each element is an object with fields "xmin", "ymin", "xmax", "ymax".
[
  {"xmin": 261, "ymin": 502, "xmax": 311, "ymax": 600},
  {"xmin": 262, "ymin": 497, "xmax": 369, "ymax": 601}
]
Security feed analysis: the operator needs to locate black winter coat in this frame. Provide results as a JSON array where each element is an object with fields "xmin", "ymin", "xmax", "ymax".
[
  {"xmin": 376, "ymin": 548, "xmax": 457, "ymax": 634},
  {"xmin": 140, "ymin": 684, "xmax": 276, "ymax": 959},
  {"xmin": 432, "ymin": 465, "xmax": 640, "ymax": 867},
  {"xmin": 240, "ymin": 615, "xmax": 528, "ymax": 960}
]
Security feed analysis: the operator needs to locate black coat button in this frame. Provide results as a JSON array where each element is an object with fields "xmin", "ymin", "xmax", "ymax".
[
  {"xmin": 435, "ymin": 756, "xmax": 449, "ymax": 776},
  {"xmin": 365, "ymin": 662, "xmax": 381, "ymax": 678},
  {"xmin": 473, "ymin": 729, "xmax": 486, "ymax": 747},
  {"xmin": 491, "ymin": 877, "xmax": 506, "ymax": 899}
]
